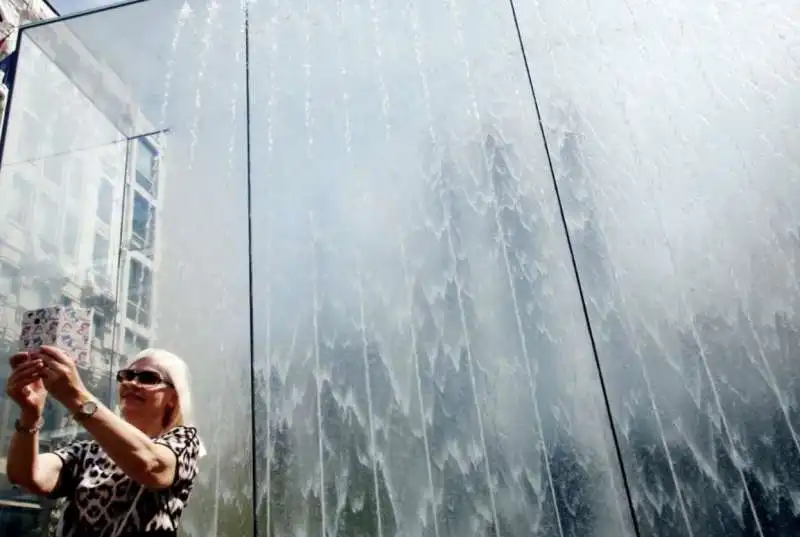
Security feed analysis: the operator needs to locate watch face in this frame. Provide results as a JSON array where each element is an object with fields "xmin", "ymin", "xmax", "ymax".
[{"xmin": 80, "ymin": 401, "xmax": 98, "ymax": 416}]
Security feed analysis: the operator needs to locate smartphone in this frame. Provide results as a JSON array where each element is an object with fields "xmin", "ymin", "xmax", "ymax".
[{"xmin": 20, "ymin": 306, "xmax": 93, "ymax": 365}]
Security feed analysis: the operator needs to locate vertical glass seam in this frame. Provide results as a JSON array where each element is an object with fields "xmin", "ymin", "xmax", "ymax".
[
  {"xmin": 502, "ymin": 1, "xmax": 644, "ymax": 536},
  {"xmin": 243, "ymin": 2, "xmax": 261, "ymax": 537},
  {"xmin": 107, "ymin": 138, "xmax": 132, "ymax": 406}
]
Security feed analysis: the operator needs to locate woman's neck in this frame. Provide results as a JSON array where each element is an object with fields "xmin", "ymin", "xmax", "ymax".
[{"xmin": 125, "ymin": 416, "xmax": 165, "ymax": 438}]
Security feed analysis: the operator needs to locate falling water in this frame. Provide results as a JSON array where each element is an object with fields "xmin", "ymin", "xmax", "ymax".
[
  {"xmin": 339, "ymin": 2, "xmax": 385, "ymax": 537},
  {"xmin": 259, "ymin": 0, "xmax": 280, "ymax": 532},
  {"xmin": 565, "ymin": 2, "xmax": 697, "ymax": 533},
  {"xmin": 433, "ymin": 1, "xmax": 502, "ymax": 534},
  {"xmin": 157, "ymin": 1, "xmax": 194, "ymax": 132},
  {"xmin": 664, "ymin": 0, "xmax": 800, "ymax": 462},
  {"xmin": 206, "ymin": 2, "xmax": 248, "ymax": 533},
  {"xmin": 300, "ymin": 2, "xmax": 326, "ymax": 534},
  {"xmin": 187, "ymin": 0, "xmax": 221, "ymax": 169}
]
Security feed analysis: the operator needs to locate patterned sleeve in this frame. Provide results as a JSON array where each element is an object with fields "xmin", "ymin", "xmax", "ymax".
[
  {"xmin": 49, "ymin": 440, "xmax": 90, "ymax": 499},
  {"xmin": 154, "ymin": 426, "xmax": 201, "ymax": 485}
]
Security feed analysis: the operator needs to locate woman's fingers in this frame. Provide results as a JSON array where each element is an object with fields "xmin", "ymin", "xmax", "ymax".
[
  {"xmin": 39, "ymin": 367, "xmax": 63, "ymax": 387},
  {"xmin": 8, "ymin": 375, "xmax": 40, "ymax": 392},
  {"xmin": 9, "ymin": 359, "xmax": 43, "ymax": 379},
  {"xmin": 7, "ymin": 369, "xmax": 42, "ymax": 391},
  {"xmin": 9, "ymin": 352, "xmax": 30, "ymax": 368},
  {"xmin": 37, "ymin": 353, "xmax": 68, "ymax": 374},
  {"xmin": 37, "ymin": 346, "xmax": 71, "ymax": 365}
]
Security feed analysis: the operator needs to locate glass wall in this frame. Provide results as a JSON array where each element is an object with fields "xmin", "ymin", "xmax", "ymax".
[
  {"xmin": 247, "ymin": 1, "xmax": 631, "ymax": 536},
  {"xmin": 513, "ymin": 2, "xmax": 800, "ymax": 536},
  {"xmin": 0, "ymin": 1, "xmax": 798, "ymax": 537}
]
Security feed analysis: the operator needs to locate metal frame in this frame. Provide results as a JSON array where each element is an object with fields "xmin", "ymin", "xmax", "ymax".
[{"xmin": 19, "ymin": 0, "xmax": 154, "ymax": 31}]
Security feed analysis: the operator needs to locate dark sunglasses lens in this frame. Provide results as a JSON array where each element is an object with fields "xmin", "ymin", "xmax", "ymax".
[
  {"xmin": 116, "ymin": 370, "xmax": 134, "ymax": 383},
  {"xmin": 136, "ymin": 371, "xmax": 163, "ymax": 385},
  {"xmin": 116, "ymin": 370, "xmax": 163, "ymax": 385}
]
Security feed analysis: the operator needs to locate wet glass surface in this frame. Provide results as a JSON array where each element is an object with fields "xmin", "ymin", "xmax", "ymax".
[{"xmin": 0, "ymin": 1, "xmax": 797, "ymax": 536}]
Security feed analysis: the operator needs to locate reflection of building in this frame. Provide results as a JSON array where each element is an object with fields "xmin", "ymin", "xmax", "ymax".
[
  {"xmin": 0, "ymin": 0, "xmax": 58, "ymax": 123},
  {"xmin": 0, "ymin": 11, "xmax": 163, "ymax": 533}
]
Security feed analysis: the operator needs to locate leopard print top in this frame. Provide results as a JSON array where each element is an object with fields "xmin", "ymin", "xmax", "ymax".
[{"xmin": 49, "ymin": 425, "xmax": 202, "ymax": 537}]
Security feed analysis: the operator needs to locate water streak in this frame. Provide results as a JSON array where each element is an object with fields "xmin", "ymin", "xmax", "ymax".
[
  {"xmin": 441, "ymin": 3, "xmax": 568, "ymax": 535},
  {"xmin": 572, "ymin": 1, "xmax": 696, "ymax": 533},
  {"xmin": 338, "ymin": 2, "xmax": 384, "ymax": 536},
  {"xmin": 401, "ymin": 8, "xmax": 443, "ymax": 536},
  {"xmin": 309, "ymin": 211, "xmax": 326, "ymax": 537},
  {"xmin": 257, "ymin": 0, "xmax": 281, "ymax": 533},
  {"xmin": 187, "ymin": 0, "xmax": 220, "ymax": 169},
  {"xmin": 303, "ymin": 3, "xmax": 324, "ymax": 531}
]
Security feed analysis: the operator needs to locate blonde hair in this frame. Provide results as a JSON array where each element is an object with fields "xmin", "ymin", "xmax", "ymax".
[
  {"xmin": 130, "ymin": 348, "xmax": 206, "ymax": 458},
  {"xmin": 132, "ymin": 348, "xmax": 195, "ymax": 430}
]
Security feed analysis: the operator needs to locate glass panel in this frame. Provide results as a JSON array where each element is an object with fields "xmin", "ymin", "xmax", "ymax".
[
  {"xmin": 0, "ymin": 1, "xmax": 253, "ymax": 537},
  {"xmin": 249, "ymin": 1, "xmax": 632, "ymax": 537},
  {"xmin": 96, "ymin": 180, "xmax": 114, "ymax": 225},
  {"xmin": 515, "ymin": 2, "xmax": 800, "ymax": 536},
  {"xmin": 7, "ymin": 0, "xmax": 794, "ymax": 536},
  {"xmin": 0, "ymin": 29, "xmax": 129, "ymax": 534}
]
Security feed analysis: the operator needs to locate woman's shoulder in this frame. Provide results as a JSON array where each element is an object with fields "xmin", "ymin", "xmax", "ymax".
[
  {"xmin": 160, "ymin": 425, "xmax": 200, "ymax": 440},
  {"xmin": 156, "ymin": 425, "xmax": 203, "ymax": 456}
]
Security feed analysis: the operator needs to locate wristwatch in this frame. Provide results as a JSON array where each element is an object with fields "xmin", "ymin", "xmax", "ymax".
[{"xmin": 73, "ymin": 398, "xmax": 99, "ymax": 422}]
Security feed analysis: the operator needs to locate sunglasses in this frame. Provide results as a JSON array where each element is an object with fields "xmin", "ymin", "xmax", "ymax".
[{"xmin": 116, "ymin": 369, "xmax": 173, "ymax": 387}]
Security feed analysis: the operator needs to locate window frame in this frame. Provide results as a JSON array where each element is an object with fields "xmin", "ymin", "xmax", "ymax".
[{"xmin": 126, "ymin": 257, "xmax": 152, "ymax": 328}]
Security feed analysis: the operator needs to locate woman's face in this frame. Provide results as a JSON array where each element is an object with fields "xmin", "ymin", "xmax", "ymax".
[{"xmin": 117, "ymin": 356, "xmax": 177, "ymax": 430}]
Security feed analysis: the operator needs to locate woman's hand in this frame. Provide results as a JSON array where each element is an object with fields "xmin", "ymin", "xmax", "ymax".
[
  {"xmin": 5, "ymin": 352, "xmax": 47, "ymax": 420},
  {"xmin": 35, "ymin": 346, "xmax": 89, "ymax": 409}
]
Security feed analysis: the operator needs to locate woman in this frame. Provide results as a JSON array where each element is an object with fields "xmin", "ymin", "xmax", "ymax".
[{"xmin": 4, "ymin": 346, "xmax": 204, "ymax": 537}]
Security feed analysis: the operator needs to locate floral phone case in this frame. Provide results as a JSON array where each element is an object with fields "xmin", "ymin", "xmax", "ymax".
[{"xmin": 20, "ymin": 306, "xmax": 93, "ymax": 366}]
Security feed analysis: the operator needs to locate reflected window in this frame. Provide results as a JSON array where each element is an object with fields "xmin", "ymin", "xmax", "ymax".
[
  {"xmin": 42, "ymin": 157, "xmax": 63, "ymax": 186},
  {"xmin": 63, "ymin": 210, "xmax": 80, "ymax": 260},
  {"xmin": 102, "ymin": 159, "xmax": 121, "ymax": 183},
  {"xmin": 135, "ymin": 140, "xmax": 157, "ymax": 197},
  {"xmin": 92, "ymin": 233, "xmax": 110, "ymax": 288},
  {"xmin": 37, "ymin": 195, "xmax": 59, "ymax": 255},
  {"xmin": 28, "ymin": 281, "xmax": 53, "ymax": 307},
  {"xmin": 96, "ymin": 180, "xmax": 113, "ymax": 224},
  {"xmin": 92, "ymin": 312, "xmax": 106, "ymax": 347},
  {"xmin": 131, "ymin": 192, "xmax": 155, "ymax": 255},
  {"xmin": 68, "ymin": 162, "xmax": 84, "ymax": 200},
  {"xmin": 126, "ymin": 258, "xmax": 151, "ymax": 327},
  {"xmin": 0, "ymin": 262, "xmax": 19, "ymax": 297},
  {"xmin": 53, "ymin": 112, "xmax": 77, "ymax": 151},
  {"xmin": 19, "ymin": 111, "xmax": 40, "ymax": 155},
  {"xmin": 124, "ymin": 328, "xmax": 149, "ymax": 355},
  {"xmin": 9, "ymin": 173, "xmax": 33, "ymax": 225}
]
